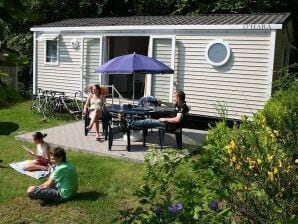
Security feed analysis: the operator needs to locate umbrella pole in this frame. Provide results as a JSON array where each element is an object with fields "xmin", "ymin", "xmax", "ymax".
[{"xmin": 132, "ymin": 72, "xmax": 135, "ymax": 107}]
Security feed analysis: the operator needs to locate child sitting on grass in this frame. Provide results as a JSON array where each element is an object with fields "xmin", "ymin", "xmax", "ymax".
[
  {"xmin": 27, "ymin": 147, "xmax": 78, "ymax": 203},
  {"xmin": 23, "ymin": 132, "xmax": 50, "ymax": 171}
]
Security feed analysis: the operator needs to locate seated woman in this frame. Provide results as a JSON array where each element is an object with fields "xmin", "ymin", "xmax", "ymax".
[
  {"xmin": 84, "ymin": 84, "xmax": 106, "ymax": 141},
  {"xmin": 27, "ymin": 147, "xmax": 78, "ymax": 203},
  {"xmin": 23, "ymin": 132, "xmax": 50, "ymax": 171}
]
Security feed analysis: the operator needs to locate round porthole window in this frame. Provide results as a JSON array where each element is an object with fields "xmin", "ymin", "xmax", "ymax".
[{"xmin": 205, "ymin": 39, "xmax": 231, "ymax": 67}]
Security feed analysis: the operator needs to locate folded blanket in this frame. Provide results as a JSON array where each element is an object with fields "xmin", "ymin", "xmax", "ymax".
[{"xmin": 9, "ymin": 161, "xmax": 49, "ymax": 179}]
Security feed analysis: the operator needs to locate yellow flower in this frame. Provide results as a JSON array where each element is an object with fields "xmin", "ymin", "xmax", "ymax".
[
  {"xmin": 273, "ymin": 130, "xmax": 279, "ymax": 136},
  {"xmin": 267, "ymin": 154, "xmax": 273, "ymax": 162},
  {"xmin": 295, "ymin": 159, "xmax": 298, "ymax": 164},
  {"xmin": 227, "ymin": 147, "xmax": 233, "ymax": 155},
  {"xmin": 235, "ymin": 164, "xmax": 241, "ymax": 170},
  {"xmin": 257, "ymin": 159, "xmax": 262, "ymax": 164},
  {"xmin": 248, "ymin": 160, "xmax": 256, "ymax": 170},
  {"xmin": 278, "ymin": 160, "xmax": 282, "ymax": 168},
  {"xmin": 273, "ymin": 167, "xmax": 278, "ymax": 174},
  {"xmin": 281, "ymin": 187, "xmax": 285, "ymax": 192},
  {"xmin": 230, "ymin": 140, "xmax": 236, "ymax": 149},
  {"xmin": 267, "ymin": 171, "xmax": 274, "ymax": 181},
  {"xmin": 232, "ymin": 155, "xmax": 237, "ymax": 162},
  {"xmin": 270, "ymin": 133, "xmax": 275, "ymax": 138}
]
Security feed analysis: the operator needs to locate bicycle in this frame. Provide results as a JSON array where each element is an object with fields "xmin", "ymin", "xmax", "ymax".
[
  {"xmin": 31, "ymin": 88, "xmax": 47, "ymax": 116},
  {"xmin": 31, "ymin": 89, "xmax": 82, "ymax": 120},
  {"xmin": 60, "ymin": 91, "xmax": 82, "ymax": 120}
]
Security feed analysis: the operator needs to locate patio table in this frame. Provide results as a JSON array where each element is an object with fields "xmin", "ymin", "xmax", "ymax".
[
  {"xmin": 106, "ymin": 104, "xmax": 174, "ymax": 117},
  {"xmin": 105, "ymin": 104, "xmax": 175, "ymax": 151}
]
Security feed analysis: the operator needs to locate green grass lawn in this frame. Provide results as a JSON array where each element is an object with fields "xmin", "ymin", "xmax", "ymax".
[{"xmin": 0, "ymin": 101, "xmax": 144, "ymax": 224}]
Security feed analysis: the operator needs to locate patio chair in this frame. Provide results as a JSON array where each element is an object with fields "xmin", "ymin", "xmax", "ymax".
[
  {"xmin": 128, "ymin": 111, "xmax": 188, "ymax": 151},
  {"xmin": 157, "ymin": 125, "xmax": 183, "ymax": 150},
  {"xmin": 84, "ymin": 108, "xmax": 109, "ymax": 140},
  {"xmin": 107, "ymin": 110, "xmax": 148, "ymax": 151}
]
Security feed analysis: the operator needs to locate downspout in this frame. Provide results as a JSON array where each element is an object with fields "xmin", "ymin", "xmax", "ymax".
[
  {"xmin": 32, "ymin": 32, "xmax": 37, "ymax": 94},
  {"xmin": 267, "ymin": 30, "xmax": 276, "ymax": 99}
]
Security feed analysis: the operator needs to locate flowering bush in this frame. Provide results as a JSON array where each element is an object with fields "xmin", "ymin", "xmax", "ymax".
[
  {"xmin": 119, "ymin": 146, "xmax": 232, "ymax": 223},
  {"xmin": 118, "ymin": 80, "xmax": 297, "ymax": 223},
  {"xmin": 205, "ymin": 80, "xmax": 298, "ymax": 223},
  {"xmin": 263, "ymin": 79, "xmax": 298, "ymax": 155},
  {"xmin": 221, "ymin": 113, "xmax": 297, "ymax": 223}
]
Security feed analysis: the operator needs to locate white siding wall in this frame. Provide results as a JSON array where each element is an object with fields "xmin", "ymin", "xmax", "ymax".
[
  {"xmin": 36, "ymin": 33, "xmax": 81, "ymax": 96},
  {"xmin": 175, "ymin": 31, "xmax": 272, "ymax": 119},
  {"xmin": 82, "ymin": 38, "xmax": 101, "ymax": 92},
  {"xmin": 35, "ymin": 30, "xmax": 274, "ymax": 120},
  {"xmin": 273, "ymin": 29, "xmax": 290, "ymax": 80},
  {"xmin": 151, "ymin": 38, "xmax": 172, "ymax": 102}
]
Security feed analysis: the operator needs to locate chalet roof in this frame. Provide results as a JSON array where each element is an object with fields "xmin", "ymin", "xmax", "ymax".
[{"xmin": 32, "ymin": 13, "xmax": 291, "ymax": 29}]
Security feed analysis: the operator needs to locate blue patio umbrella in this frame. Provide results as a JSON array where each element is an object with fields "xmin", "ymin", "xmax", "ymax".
[{"xmin": 96, "ymin": 53, "xmax": 174, "ymax": 105}]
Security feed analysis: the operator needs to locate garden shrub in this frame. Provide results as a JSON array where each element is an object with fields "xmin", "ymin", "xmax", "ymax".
[
  {"xmin": 263, "ymin": 79, "xmax": 298, "ymax": 156},
  {"xmin": 221, "ymin": 113, "xmax": 297, "ymax": 223},
  {"xmin": 0, "ymin": 86, "xmax": 23, "ymax": 106},
  {"xmin": 119, "ymin": 79, "xmax": 297, "ymax": 223},
  {"xmin": 119, "ymin": 146, "xmax": 232, "ymax": 224}
]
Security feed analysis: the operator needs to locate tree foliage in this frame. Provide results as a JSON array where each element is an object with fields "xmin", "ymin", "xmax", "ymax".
[
  {"xmin": 1, "ymin": 0, "xmax": 297, "ymax": 95},
  {"xmin": 0, "ymin": 0, "xmax": 35, "ymax": 78}
]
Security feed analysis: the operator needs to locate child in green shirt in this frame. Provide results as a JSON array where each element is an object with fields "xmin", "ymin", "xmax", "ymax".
[{"xmin": 27, "ymin": 147, "xmax": 78, "ymax": 202}]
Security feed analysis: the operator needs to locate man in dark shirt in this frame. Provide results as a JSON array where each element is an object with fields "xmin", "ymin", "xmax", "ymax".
[{"xmin": 128, "ymin": 91, "xmax": 189, "ymax": 130}]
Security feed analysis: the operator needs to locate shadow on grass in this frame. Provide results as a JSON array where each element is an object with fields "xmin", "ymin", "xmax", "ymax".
[
  {"xmin": 40, "ymin": 191, "xmax": 106, "ymax": 207},
  {"xmin": 0, "ymin": 159, "xmax": 5, "ymax": 168},
  {"xmin": 74, "ymin": 191, "xmax": 106, "ymax": 201},
  {"xmin": 0, "ymin": 122, "xmax": 19, "ymax": 135}
]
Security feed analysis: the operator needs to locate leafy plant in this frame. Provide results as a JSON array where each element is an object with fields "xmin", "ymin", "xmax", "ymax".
[
  {"xmin": 0, "ymin": 0, "xmax": 35, "ymax": 76},
  {"xmin": 119, "ymin": 78, "xmax": 297, "ymax": 223},
  {"xmin": 118, "ymin": 146, "xmax": 232, "ymax": 224}
]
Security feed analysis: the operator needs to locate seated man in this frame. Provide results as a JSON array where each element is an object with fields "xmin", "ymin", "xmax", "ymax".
[
  {"xmin": 27, "ymin": 147, "xmax": 78, "ymax": 203},
  {"xmin": 127, "ymin": 91, "xmax": 189, "ymax": 131}
]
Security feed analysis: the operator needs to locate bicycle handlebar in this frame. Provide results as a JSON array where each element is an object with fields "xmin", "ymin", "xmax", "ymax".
[{"xmin": 75, "ymin": 91, "xmax": 81, "ymax": 98}]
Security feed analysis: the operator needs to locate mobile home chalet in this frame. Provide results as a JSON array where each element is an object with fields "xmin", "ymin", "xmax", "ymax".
[{"xmin": 30, "ymin": 13, "xmax": 293, "ymax": 120}]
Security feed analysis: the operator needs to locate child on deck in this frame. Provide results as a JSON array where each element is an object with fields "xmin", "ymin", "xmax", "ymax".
[{"xmin": 23, "ymin": 132, "xmax": 50, "ymax": 171}]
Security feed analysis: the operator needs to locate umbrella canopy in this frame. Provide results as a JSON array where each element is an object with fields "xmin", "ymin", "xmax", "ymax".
[{"xmin": 96, "ymin": 53, "xmax": 174, "ymax": 74}]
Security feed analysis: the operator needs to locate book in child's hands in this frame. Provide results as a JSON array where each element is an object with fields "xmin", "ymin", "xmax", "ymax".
[{"xmin": 21, "ymin": 145, "xmax": 35, "ymax": 155}]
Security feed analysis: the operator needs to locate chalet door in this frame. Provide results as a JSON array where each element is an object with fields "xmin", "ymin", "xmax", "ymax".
[
  {"xmin": 147, "ymin": 36, "xmax": 175, "ymax": 102},
  {"xmin": 81, "ymin": 36, "xmax": 103, "ymax": 94}
]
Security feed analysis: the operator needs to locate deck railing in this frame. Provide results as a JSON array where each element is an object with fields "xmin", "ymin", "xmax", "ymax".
[{"xmin": 101, "ymin": 84, "xmax": 124, "ymax": 105}]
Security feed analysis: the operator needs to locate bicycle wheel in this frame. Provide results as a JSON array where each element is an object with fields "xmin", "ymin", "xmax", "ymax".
[
  {"xmin": 31, "ymin": 96, "xmax": 39, "ymax": 113},
  {"xmin": 41, "ymin": 98, "xmax": 54, "ymax": 118},
  {"xmin": 61, "ymin": 97, "xmax": 82, "ymax": 120},
  {"xmin": 31, "ymin": 95, "xmax": 45, "ymax": 114}
]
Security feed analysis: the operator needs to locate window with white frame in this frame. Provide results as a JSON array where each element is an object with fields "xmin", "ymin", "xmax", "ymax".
[{"xmin": 45, "ymin": 39, "xmax": 58, "ymax": 64}]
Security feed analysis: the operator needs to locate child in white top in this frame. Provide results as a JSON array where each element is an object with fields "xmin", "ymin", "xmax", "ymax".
[{"xmin": 23, "ymin": 132, "xmax": 50, "ymax": 171}]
